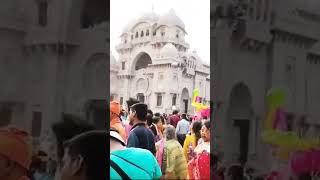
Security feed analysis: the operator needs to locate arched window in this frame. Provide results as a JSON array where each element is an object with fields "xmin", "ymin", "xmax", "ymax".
[
  {"xmin": 161, "ymin": 32, "xmax": 165, "ymax": 36},
  {"xmin": 146, "ymin": 30, "xmax": 150, "ymax": 36},
  {"xmin": 38, "ymin": 1, "xmax": 48, "ymax": 26},
  {"xmin": 131, "ymin": 35, "xmax": 133, "ymax": 40},
  {"xmin": 124, "ymin": 39, "xmax": 127, "ymax": 44},
  {"xmin": 141, "ymin": 31, "xmax": 144, "ymax": 37},
  {"xmin": 135, "ymin": 32, "xmax": 138, "ymax": 38},
  {"xmin": 153, "ymin": 31, "xmax": 156, "ymax": 36}
]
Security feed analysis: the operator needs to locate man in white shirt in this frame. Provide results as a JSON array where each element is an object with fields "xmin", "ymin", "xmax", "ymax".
[{"xmin": 175, "ymin": 113, "xmax": 190, "ymax": 146}]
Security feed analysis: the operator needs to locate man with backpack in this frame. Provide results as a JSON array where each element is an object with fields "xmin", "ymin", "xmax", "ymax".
[{"xmin": 110, "ymin": 129, "xmax": 162, "ymax": 179}]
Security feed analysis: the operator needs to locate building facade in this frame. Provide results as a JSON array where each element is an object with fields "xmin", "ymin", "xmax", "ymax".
[
  {"xmin": 212, "ymin": 0, "xmax": 320, "ymax": 172},
  {"xmin": 0, "ymin": 0, "xmax": 108, "ymax": 150},
  {"xmin": 111, "ymin": 9, "xmax": 210, "ymax": 114}
]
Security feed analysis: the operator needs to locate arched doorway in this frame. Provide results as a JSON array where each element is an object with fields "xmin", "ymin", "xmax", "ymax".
[
  {"xmin": 181, "ymin": 88, "xmax": 189, "ymax": 113},
  {"xmin": 227, "ymin": 82, "xmax": 253, "ymax": 165},
  {"xmin": 82, "ymin": 53, "xmax": 108, "ymax": 129},
  {"xmin": 134, "ymin": 52, "xmax": 152, "ymax": 71},
  {"xmin": 81, "ymin": 0, "xmax": 108, "ymax": 28}
]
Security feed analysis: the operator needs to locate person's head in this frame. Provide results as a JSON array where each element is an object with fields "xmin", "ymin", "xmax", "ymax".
[
  {"xmin": 120, "ymin": 108, "xmax": 127, "ymax": 117},
  {"xmin": 59, "ymin": 131, "xmax": 107, "ymax": 180},
  {"xmin": 172, "ymin": 110, "xmax": 179, "ymax": 115},
  {"xmin": 192, "ymin": 121, "xmax": 202, "ymax": 145},
  {"xmin": 147, "ymin": 109, "xmax": 153, "ymax": 116},
  {"xmin": 126, "ymin": 98, "xmax": 139, "ymax": 112},
  {"xmin": 154, "ymin": 113, "xmax": 160, "ymax": 117},
  {"xmin": 51, "ymin": 113, "xmax": 95, "ymax": 162},
  {"xmin": 228, "ymin": 165, "xmax": 244, "ymax": 179},
  {"xmin": 146, "ymin": 114, "xmax": 153, "ymax": 127},
  {"xmin": 181, "ymin": 113, "xmax": 187, "ymax": 120},
  {"xmin": 201, "ymin": 120, "xmax": 211, "ymax": 142},
  {"xmin": 159, "ymin": 115, "xmax": 165, "ymax": 125},
  {"xmin": 128, "ymin": 103, "xmax": 148, "ymax": 125},
  {"xmin": 0, "ymin": 128, "xmax": 32, "ymax": 180},
  {"xmin": 164, "ymin": 125, "xmax": 176, "ymax": 141},
  {"xmin": 153, "ymin": 116, "xmax": 162, "ymax": 128},
  {"xmin": 110, "ymin": 101, "xmax": 121, "ymax": 121}
]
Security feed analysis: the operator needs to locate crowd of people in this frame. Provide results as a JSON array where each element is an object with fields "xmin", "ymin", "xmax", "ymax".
[
  {"xmin": 0, "ymin": 113, "xmax": 108, "ymax": 180},
  {"xmin": 110, "ymin": 98, "xmax": 212, "ymax": 179},
  {"xmin": 4, "ymin": 97, "xmax": 315, "ymax": 179}
]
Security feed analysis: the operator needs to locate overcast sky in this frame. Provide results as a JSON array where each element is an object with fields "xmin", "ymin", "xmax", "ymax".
[{"xmin": 110, "ymin": 0, "xmax": 210, "ymax": 64}]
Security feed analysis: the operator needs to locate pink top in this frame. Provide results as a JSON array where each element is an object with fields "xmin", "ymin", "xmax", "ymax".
[{"xmin": 124, "ymin": 123, "xmax": 132, "ymax": 143}]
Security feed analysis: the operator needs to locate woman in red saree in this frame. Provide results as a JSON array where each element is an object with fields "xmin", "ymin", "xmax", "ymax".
[{"xmin": 188, "ymin": 119, "xmax": 211, "ymax": 180}]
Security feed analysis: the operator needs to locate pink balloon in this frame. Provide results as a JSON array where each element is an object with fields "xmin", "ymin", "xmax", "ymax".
[
  {"xmin": 273, "ymin": 108, "xmax": 286, "ymax": 131},
  {"xmin": 291, "ymin": 150, "xmax": 320, "ymax": 174}
]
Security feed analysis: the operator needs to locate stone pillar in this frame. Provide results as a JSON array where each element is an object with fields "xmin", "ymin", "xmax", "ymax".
[{"xmin": 41, "ymin": 45, "xmax": 59, "ymax": 136}]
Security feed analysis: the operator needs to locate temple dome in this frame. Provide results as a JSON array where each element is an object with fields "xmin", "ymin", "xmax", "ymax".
[
  {"xmin": 157, "ymin": 9, "xmax": 185, "ymax": 31},
  {"xmin": 160, "ymin": 43, "xmax": 178, "ymax": 57}
]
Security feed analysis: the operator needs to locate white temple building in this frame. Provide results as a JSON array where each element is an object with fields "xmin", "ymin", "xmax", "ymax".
[{"xmin": 110, "ymin": 9, "xmax": 210, "ymax": 114}]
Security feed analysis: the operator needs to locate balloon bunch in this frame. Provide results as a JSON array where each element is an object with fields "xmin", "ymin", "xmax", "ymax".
[
  {"xmin": 191, "ymin": 88, "xmax": 210, "ymax": 120},
  {"xmin": 191, "ymin": 88, "xmax": 209, "ymax": 112},
  {"xmin": 262, "ymin": 88, "xmax": 320, "ymax": 175}
]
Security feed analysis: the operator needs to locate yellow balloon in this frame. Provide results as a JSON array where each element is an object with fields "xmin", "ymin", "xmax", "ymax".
[
  {"xmin": 262, "ymin": 129, "xmax": 320, "ymax": 151},
  {"xmin": 267, "ymin": 88, "xmax": 285, "ymax": 107}
]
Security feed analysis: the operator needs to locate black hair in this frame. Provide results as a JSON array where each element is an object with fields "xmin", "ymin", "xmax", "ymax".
[
  {"xmin": 212, "ymin": 154, "xmax": 218, "ymax": 168},
  {"xmin": 192, "ymin": 121, "xmax": 202, "ymax": 146},
  {"xmin": 254, "ymin": 177, "xmax": 264, "ymax": 180},
  {"xmin": 131, "ymin": 103, "xmax": 148, "ymax": 121},
  {"xmin": 181, "ymin": 113, "xmax": 187, "ymax": 119},
  {"xmin": 160, "ymin": 115, "xmax": 165, "ymax": 124},
  {"xmin": 51, "ymin": 113, "xmax": 95, "ymax": 161},
  {"xmin": 64, "ymin": 130, "xmax": 107, "ymax": 180},
  {"xmin": 126, "ymin": 98, "xmax": 139, "ymax": 112},
  {"xmin": 146, "ymin": 114, "xmax": 153, "ymax": 126},
  {"xmin": 154, "ymin": 113, "xmax": 160, "ymax": 117},
  {"xmin": 298, "ymin": 173, "xmax": 311, "ymax": 180},
  {"xmin": 172, "ymin": 110, "xmax": 179, "ymax": 115},
  {"xmin": 147, "ymin": 109, "xmax": 153, "ymax": 116},
  {"xmin": 228, "ymin": 165, "xmax": 244, "ymax": 180},
  {"xmin": 203, "ymin": 119, "xmax": 210, "ymax": 130},
  {"xmin": 152, "ymin": 116, "xmax": 161, "ymax": 124}
]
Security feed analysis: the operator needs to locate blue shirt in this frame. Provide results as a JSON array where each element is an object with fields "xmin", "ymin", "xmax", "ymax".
[
  {"xmin": 110, "ymin": 148, "xmax": 162, "ymax": 180},
  {"xmin": 176, "ymin": 119, "xmax": 190, "ymax": 135},
  {"xmin": 127, "ymin": 123, "xmax": 156, "ymax": 155}
]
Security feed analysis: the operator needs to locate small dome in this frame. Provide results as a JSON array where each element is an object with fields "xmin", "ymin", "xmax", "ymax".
[
  {"xmin": 157, "ymin": 9, "xmax": 185, "ymax": 31},
  {"xmin": 137, "ymin": 11, "xmax": 159, "ymax": 23},
  {"xmin": 160, "ymin": 43, "xmax": 178, "ymax": 57},
  {"xmin": 122, "ymin": 12, "xmax": 159, "ymax": 34},
  {"xmin": 191, "ymin": 50, "xmax": 203, "ymax": 64}
]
